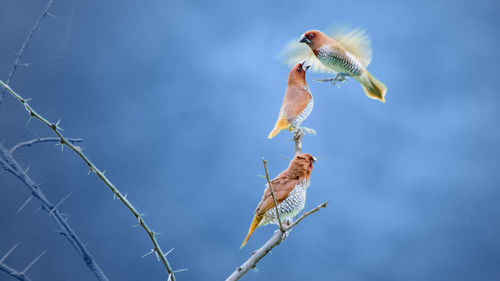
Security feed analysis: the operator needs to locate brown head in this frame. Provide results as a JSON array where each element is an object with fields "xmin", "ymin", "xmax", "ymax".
[
  {"xmin": 299, "ymin": 30, "xmax": 330, "ymax": 50},
  {"xmin": 288, "ymin": 60, "xmax": 310, "ymax": 86},
  {"xmin": 285, "ymin": 153, "xmax": 316, "ymax": 179}
]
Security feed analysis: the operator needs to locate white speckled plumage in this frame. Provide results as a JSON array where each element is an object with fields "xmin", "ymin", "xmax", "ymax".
[
  {"xmin": 259, "ymin": 178, "xmax": 310, "ymax": 226},
  {"xmin": 316, "ymin": 45, "xmax": 364, "ymax": 77}
]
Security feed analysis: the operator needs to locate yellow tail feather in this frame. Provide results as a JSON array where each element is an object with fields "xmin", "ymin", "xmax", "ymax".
[
  {"xmin": 240, "ymin": 214, "xmax": 263, "ymax": 248},
  {"xmin": 360, "ymin": 71, "xmax": 387, "ymax": 103},
  {"xmin": 268, "ymin": 116, "xmax": 290, "ymax": 139}
]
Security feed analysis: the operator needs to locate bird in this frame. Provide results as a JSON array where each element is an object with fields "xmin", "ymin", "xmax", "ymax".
[
  {"xmin": 240, "ymin": 153, "xmax": 316, "ymax": 248},
  {"xmin": 268, "ymin": 61, "xmax": 314, "ymax": 139},
  {"xmin": 282, "ymin": 27, "xmax": 387, "ymax": 102}
]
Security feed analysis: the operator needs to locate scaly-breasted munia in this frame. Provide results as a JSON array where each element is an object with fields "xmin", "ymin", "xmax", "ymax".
[
  {"xmin": 268, "ymin": 61, "xmax": 313, "ymax": 139},
  {"xmin": 283, "ymin": 28, "xmax": 387, "ymax": 102},
  {"xmin": 240, "ymin": 153, "xmax": 316, "ymax": 248}
]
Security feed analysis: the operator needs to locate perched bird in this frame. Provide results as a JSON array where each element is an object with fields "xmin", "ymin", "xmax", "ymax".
[
  {"xmin": 240, "ymin": 153, "xmax": 316, "ymax": 248},
  {"xmin": 268, "ymin": 61, "xmax": 313, "ymax": 139},
  {"xmin": 282, "ymin": 27, "xmax": 387, "ymax": 102}
]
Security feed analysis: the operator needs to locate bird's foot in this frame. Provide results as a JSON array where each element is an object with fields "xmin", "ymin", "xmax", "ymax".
[{"xmin": 315, "ymin": 72, "xmax": 349, "ymax": 86}]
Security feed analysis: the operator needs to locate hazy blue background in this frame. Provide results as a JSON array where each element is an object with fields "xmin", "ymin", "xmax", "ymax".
[{"xmin": 1, "ymin": 0, "xmax": 499, "ymax": 280}]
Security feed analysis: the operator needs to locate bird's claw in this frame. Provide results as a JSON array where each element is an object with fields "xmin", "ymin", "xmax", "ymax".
[{"xmin": 315, "ymin": 72, "xmax": 349, "ymax": 86}]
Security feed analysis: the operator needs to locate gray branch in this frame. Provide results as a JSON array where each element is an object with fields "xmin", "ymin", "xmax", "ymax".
[
  {"xmin": 0, "ymin": 81, "xmax": 178, "ymax": 280},
  {"xmin": 0, "ymin": 143, "xmax": 109, "ymax": 281},
  {"xmin": 293, "ymin": 128, "xmax": 304, "ymax": 155},
  {"xmin": 10, "ymin": 137, "xmax": 82, "ymax": 154},
  {"xmin": 226, "ymin": 202, "xmax": 328, "ymax": 281},
  {"xmin": 0, "ymin": 262, "xmax": 32, "ymax": 281},
  {"xmin": 0, "ymin": 0, "xmax": 55, "ymax": 109}
]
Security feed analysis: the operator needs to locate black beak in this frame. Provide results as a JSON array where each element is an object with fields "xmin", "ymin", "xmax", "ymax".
[
  {"xmin": 300, "ymin": 60, "xmax": 311, "ymax": 71},
  {"xmin": 299, "ymin": 34, "xmax": 310, "ymax": 44}
]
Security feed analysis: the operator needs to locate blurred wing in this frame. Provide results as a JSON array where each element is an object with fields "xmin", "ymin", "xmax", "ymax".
[
  {"xmin": 280, "ymin": 40, "xmax": 335, "ymax": 74},
  {"xmin": 327, "ymin": 26, "xmax": 372, "ymax": 67}
]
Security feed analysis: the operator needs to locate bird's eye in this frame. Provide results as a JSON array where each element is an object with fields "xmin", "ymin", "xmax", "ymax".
[
  {"xmin": 307, "ymin": 33, "xmax": 314, "ymax": 38},
  {"xmin": 297, "ymin": 66, "xmax": 302, "ymax": 72}
]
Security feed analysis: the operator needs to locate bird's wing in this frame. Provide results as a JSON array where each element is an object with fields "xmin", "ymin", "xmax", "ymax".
[
  {"xmin": 255, "ymin": 177, "xmax": 297, "ymax": 215},
  {"xmin": 280, "ymin": 40, "xmax": 335, "ymax": 74},
  {"xmin": 327, "ymin": 26, "xmax": 372, "ymax": 67}
]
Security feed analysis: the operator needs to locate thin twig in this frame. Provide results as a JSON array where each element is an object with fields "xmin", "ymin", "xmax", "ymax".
[
  {"xmin": 10, "ymin": 137, "xmax": 82, "ymax": 154},
  {"xmin": 0, "ymin": 144, "xmax": 109, "ymax": 281},
  {"xmin": 0, "ymin": 0, "xmax": 55, "ymax": 109},
  {"xmin": 225, "ymin": 201, "xmax": 328, "ymax": 281},
  {"xmin": 0, "ymin": 81, "xmax": 178, "ymax": 280},
  {"xmin": 261, "ymin": 158, "xmax": 284, "ymax": 231}
]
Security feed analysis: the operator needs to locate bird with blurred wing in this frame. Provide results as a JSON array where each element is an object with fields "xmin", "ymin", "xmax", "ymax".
[
  {"xmin": 282, "ymin": 27, "xmax": 387, "ymax": 102},
  {"xmin": 240, "ymin": 153, "xmax": 316, "ymax": 248},
  {"xmin": 268, "ymin": 61, "xmax": 314, "ymax": 139}
]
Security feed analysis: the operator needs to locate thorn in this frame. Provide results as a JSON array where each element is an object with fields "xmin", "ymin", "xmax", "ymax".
[
  {"xmin": 168, "ymin": 273, "xmax": 173, "ymax": 281},
  {"xmin": 23, "ymin": 166, "xmax": 31, "ymax": 174},
  {"xmin": 33, "ymin": 206, "xmax": 42, "ymax": 214},
  {"xmin": 26, "ymin": 116, "xmax": 33, "ymax": 124},
  {"xmin": 280, "ymin": 155, "xmax": 292, "ymax": 162},
  {"xmin": 141, "ymin": 249, "xmax": 154, "ymax": 258},
  {"xmin": 123, "ymin": 193, "xmax": 128, "ymax": 200},
  {"xmin": 131, "ymin": 224, "xmax": 140, "ymax": 227},
  {"xmin": 20, "ymin": 249, "xmax": 47, "ymax": 274},
  {"xmin": 0, "ymin": 243, "xmax": 19, "ymax": 263},
  {"xmin": 164, "ymin": 248, "xmax": 175, "ymax": 257},
  {"xmin": 154, "ymin": 249, "xmax": 160, "ymax": 262},
  {"xmin": 17, "ymin": 196, "xmax": 34, "ymax": 214},
  {"xmin": 49, "ymin": 192, "xmax": 72, "ymax": 216},
  {"xmin": 256, "ymin": 174, "xmax": 266, "ymax": 179},
  {"xmin": 172, "ymin": 268, "xmax": 188, "ymax": 274},
  {"xmin": 113, "ymin": 193, "xmax": 117, "ymax": 200}
]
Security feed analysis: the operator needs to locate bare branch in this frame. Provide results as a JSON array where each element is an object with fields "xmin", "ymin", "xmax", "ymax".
[
  {"xmin": 261, "ymin": 158, "xmax": 284, "ymax": 231},
  {"xmin": 226, "ymin": 201, "xmax": 328, "ymax": 281},
  {"xmin": 0, "ymin": 0, "xmax": 55, "ymax": 109},
  {"xmin": 10, "ymin": 137, "xmax": 82, "ymax": 154},
  {"xmin": 293, "ymin": 128, "xmax": 304, "ymax": 155},
  {"xmin": 0, "ymin": 81, "xmax": 177, "ymax": 280},
  {"xmin": 0, "ymin": 144, "xmax": 109, "ymax": 281},
  {"xmin": 0, "ymin": 262, "xmax": 32, "ymax": 281}
]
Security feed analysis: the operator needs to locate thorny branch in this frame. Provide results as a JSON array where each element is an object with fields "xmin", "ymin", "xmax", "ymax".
[
  {"xmin": 0, "ymin": 244, "xmax": 47, "ymax": 281},
  {"xmin": 293, "ymin": 128, "xmax": 305, "ymax": 155},
  {"xmin": 0, "ymin": 143, "xmax": 109, "ymax": 281},
  {"xmin": 0, "ymin": 0, "xmax": 55, "ymax": 109},
  {"xmin": 0, "ymin": 81, "xmax": 179, "ymax": 280},
  {"xmin": 10, "ymin": 137, "xmax": 82, "ymax": 154}
]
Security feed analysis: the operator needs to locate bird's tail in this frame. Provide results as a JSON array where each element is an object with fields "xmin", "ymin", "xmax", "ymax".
[
  {"xmin": 240, "ymin": 214, "xmax": 263, "ymax": 248},
  {"xmin": 358, "ymin": 71, "xmax": 387, "ymax": 102},
  {"xmin": 268, "ymin": 116, "xmax": 290, "ymax": 139}
]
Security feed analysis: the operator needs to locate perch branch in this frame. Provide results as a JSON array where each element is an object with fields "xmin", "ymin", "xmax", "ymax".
[
  {"xmin": 0, "ymin": 0, "xmax": 55, "ymax": 109},
  {"xmin": 0, "ymin": 81, "xmax": 178, "ymax": 280},
  {"xmin": 0, "ymin": 245, "xmax": 47, "ymax": 281},
  {"xmin": 261, "ymin": 158, "xmax": 284, "ymax": 231},
  {"xmin": 226, "ymin": 201, "xmax": 328, "ymax": 281},
  {"xmin": 0, "ymin": 143, "xmax": 109, "ymax": 281},
  {"xmin": 293, "ymin": 128, "xmax": 304, "ymax": 155}
]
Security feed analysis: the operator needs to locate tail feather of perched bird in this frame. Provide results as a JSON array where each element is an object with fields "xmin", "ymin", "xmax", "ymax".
[
  {"xmin": 240, "ymin": 153, "xmax": 316, "ymax": 248},
  {"xmin": 282, "ymin": 26, "xmax": 387, "ymax": 102},
  {"xmin": 268, "ymin": 61, "xmax": 313, "ymax": 139},
  {"xmin": 268, "ymin": 116, "xmax": 290, "ymax": 139},
  {"xmin": 240, "ymin": 214, "xmax": 263, "ymax": 248}
]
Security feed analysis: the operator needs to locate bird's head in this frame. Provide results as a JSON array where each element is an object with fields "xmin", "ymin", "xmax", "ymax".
[
  {"xmin": 299, "ymin": 30, "xmax": 325, "ymax": 49},
  {"xmin": 290, "ymin": 153, "xmax": 316, "ymax": 177},
  {"xmin": 288, "ymin": 60, "xmax": 311, "ymax": 83}
]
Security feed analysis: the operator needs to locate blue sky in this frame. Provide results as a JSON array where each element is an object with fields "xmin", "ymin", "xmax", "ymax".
[{"xmin": 1, "ymin": 0, "xmax": 499, "ymax": 280}]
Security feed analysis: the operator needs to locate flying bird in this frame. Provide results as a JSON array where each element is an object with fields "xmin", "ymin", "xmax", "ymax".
[
  {"xmin": 268, "ymin": 61, "xmax": 314, "ymax": 139},
  {"xmin": 240, "ymin": 153, "xmax": 316, "ymax": 248},
  {"xmin": 282, "ymin": 27, "xmax": 387, "ymax": 102}
]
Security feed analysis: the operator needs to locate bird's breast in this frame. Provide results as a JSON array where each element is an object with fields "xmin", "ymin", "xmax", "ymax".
[
  {"xmin": 316, "ymin": 45, "xmax": 363, "ymax": 77},
  {"xmin": 291, "ymin": 93, "xmax": 313, "ymax": 128},
  {"xmin": 260, "ymin": 178, "xmax": 310, "ymax": 226}
]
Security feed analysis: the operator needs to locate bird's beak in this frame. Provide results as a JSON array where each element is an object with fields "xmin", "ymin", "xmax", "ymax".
[
  {"xmin": 300, "ymin": 60, "xmax": 311, "ymax": 71},
  {"xmin": 312, "ymin": 156, "xmax": 317, "ymax": 162},
  {"xmin": 299, "ymin": 34, "xmax": 310, "ymax": 44}
]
